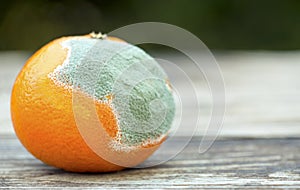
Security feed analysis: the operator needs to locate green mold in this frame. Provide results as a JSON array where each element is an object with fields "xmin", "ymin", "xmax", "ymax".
[{"xmin": 51, "ymin": 38, "xmax": 175, "ymax": 146}]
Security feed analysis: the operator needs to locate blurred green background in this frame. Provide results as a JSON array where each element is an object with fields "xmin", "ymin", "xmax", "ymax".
[{"xmin": 1, "ymin": 0, "xmax": 300, "ymax": 51}]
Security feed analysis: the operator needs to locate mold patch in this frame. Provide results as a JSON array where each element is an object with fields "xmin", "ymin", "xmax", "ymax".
[{"xmin": 49, "ymin": 38, "xmax": 175, "ymax": 147}]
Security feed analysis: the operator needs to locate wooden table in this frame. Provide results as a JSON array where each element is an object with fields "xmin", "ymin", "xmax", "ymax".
[
  {"xmin": 1, "ymin": 51, "xmax": 300, "ymax": 189},
  {"xmin": 1, "ymin": 135, "xmax": 300, "ymax": 189}
]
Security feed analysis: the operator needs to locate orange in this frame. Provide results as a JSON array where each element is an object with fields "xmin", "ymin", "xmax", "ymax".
[{"xmin": 11, "ymin": 33, "xmax": 175, "ymax": 172}]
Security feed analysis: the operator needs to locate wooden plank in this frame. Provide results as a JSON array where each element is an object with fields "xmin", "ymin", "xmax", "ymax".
[
  {"xmin": 1, "ymin": 52, "xmax": 300, "ymax": 137},
  {"xmin": 1, "ymin": 135, "xmax": 300, "ymax": 188}
]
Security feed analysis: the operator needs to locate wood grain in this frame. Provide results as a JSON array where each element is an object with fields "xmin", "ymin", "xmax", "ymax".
[
  {"xmin": 1, "ymin": 135, "xmax": 300, "ymax": 189},
  {"xmin": 1, "ymin": 51, "xmax": 300, "ymax": 188}
]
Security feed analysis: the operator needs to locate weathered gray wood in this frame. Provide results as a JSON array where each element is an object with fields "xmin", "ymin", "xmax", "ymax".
[
  {"xmin": 1, "ymin": 135, "xmax": 300, "ymax": 189},
  {"xmin": 1, "ymin": 51, "xmax": 300, "ymax": 188}
]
